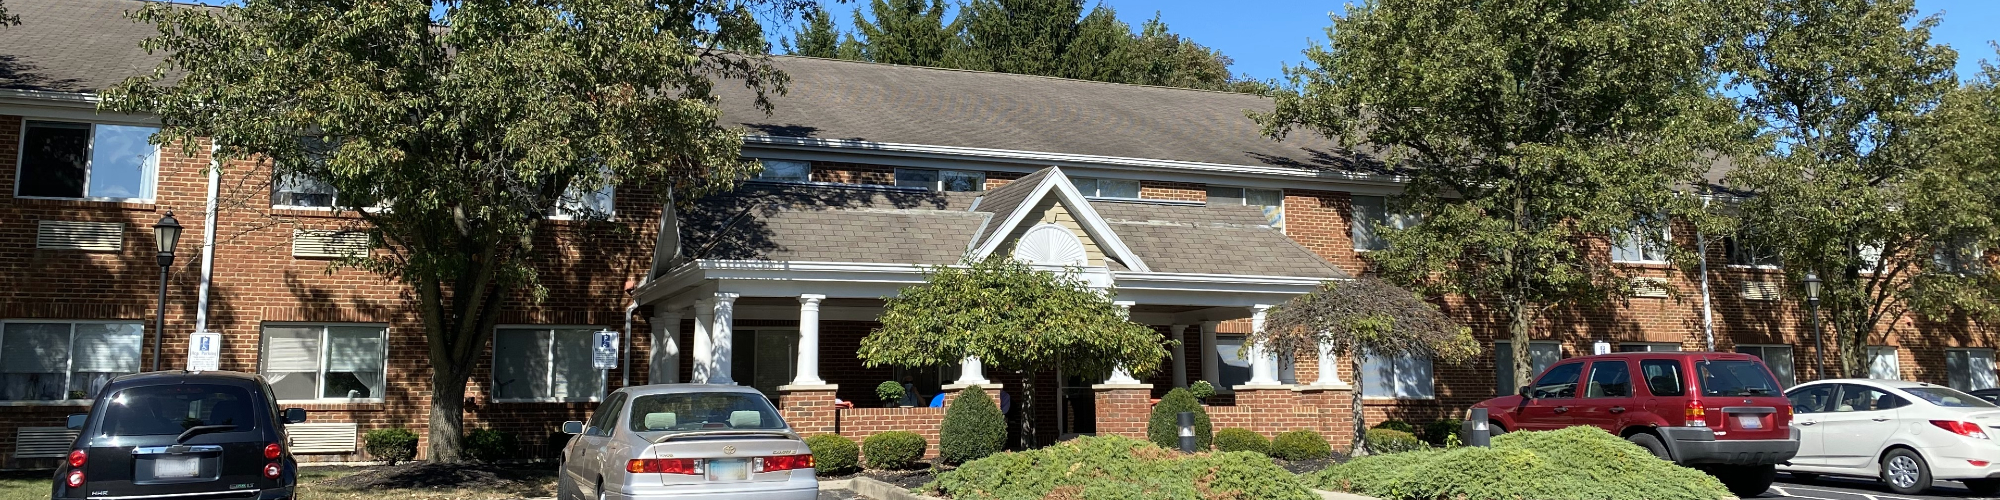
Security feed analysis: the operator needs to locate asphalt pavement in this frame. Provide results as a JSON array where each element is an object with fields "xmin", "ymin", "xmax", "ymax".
[{"xmin": 1758, "ymin": 473, "xmax": 1992, "ymax": 500}]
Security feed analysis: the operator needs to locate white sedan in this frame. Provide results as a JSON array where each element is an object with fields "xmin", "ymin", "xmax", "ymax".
[{"xmin": 1783, "ymin": 379, "xmax": 2000, "ymax": 495}]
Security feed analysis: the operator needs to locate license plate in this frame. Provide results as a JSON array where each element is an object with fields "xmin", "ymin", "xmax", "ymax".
[
  {"xmin": 707, "ymin": 459, "xmax": 748, "ymax": 481},
  {"xmin": 1737, "ymin": 415, "xmax": 1763, "ymax": 429},
  {"xmin": 154, "ymin": 457, "xmax": 199, "ymax": 478}
]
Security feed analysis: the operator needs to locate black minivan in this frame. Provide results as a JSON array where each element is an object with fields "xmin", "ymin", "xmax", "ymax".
[{"xmin": 53, "ymin": 371, "xmax": 308, "ymax": 500}]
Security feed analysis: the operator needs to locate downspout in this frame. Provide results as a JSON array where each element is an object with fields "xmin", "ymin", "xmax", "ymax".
[
  {"xmin": 195, "ymin": 145, "xmax": 220, "ymax": 333},
  {"xmin": 622, "ymin": 299, "xmax": 638, "ymax": 388},
  {"xmin": 1698, "ymin": 195, "xmax": 1715, "ymax": 351}
]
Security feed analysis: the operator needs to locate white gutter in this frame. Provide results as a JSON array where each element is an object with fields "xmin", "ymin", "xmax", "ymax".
[
  {"xmin": 743, "ymin": 135, "xmax": 1409, "ymax": 185},
  {"xmin": 195, "ymin": 146, "xmax": 220, "ymax": 332}
]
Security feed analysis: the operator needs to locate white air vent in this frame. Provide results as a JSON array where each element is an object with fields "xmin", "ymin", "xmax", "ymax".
[
  {"xmin": 292, "ymin": 229, "xmax": 370, "ymax": 259},
  {"xmin": 1631, "ymin": 277, "xmax": 1670, "ymax": 298},
  {"xmin": 286, "ymin": 423, "xmax": 358, "ymax": 454},
  {"xmin": 1739, "ymin": 281, "xmax": 1782, "ymax": 301},
  {"xmin": 13, "ymin": 427, "xmax": 80, "ymax": 458},
  {"xmin": 37, "ymin": 221, "xmax": 124, "ymax": 251}
]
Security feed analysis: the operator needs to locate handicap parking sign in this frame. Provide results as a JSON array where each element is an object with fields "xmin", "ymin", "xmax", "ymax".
[
  {"xmin": 592, "ymin": 330, "xmax": 620, "ymax": 370},
  {"xmin": 187, "ymin": 331, "xmax": 221, "ymax": 372}
]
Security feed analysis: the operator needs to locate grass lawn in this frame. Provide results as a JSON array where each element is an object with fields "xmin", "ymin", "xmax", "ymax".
[
  {"xmin": 0, "ymin": 464, "xmax": 556, "ymax": 500},
  {"xmin": 0, "ymin": 470, "xmax": 51, "ymax": 500}
]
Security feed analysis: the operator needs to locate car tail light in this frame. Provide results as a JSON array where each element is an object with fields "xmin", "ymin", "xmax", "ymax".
[
  {"xmin": 263, "ymin": 463, "xmax": 282, "ymax": 479},
  {"xmin": 757, "ymin": 454, "xmax": 814, "ymax": 472},
  {"xmin": 65, "ymin": 470, "xmax": 84, "ymax": 488},
  {"xmin": 1686, "ymin": 400, "xmax": 1707, "ymax": 427},
  {"xmin": 1931, "ymin": 420, "xmax": 1990, "ymax": 439},
  {"xmin": 1973, "ymin": 460, "xmax": 1991, "ymax": 467},
  {"xmin": 67, "ymin": 450, "xmax": 86, "ymax": 468},
  {"xmin": 627, "ymin": 458, "xmax": 700, "ymax": 475},
  {"xmin": 265, "ymin": 443, "xmax": 283, "ymax": 460}
]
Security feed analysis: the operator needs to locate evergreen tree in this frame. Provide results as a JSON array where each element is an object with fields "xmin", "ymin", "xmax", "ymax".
[
  {"xmin": 1125, "ymin": 14, "xmax": 1231, "ymax": 89},
  {"xmin": 783, "ymin": 4, "xmax": 841, "ymax": 58},
  {"xmin": 1055, "ymin": 5, "xmax": 1132, "ymax": 82},
  {"xmin": 952, "ymin": 0, "xmax": 1085, "ymax": 74},
  {"xmin": 836, "ymin": 32, "xmax": 867, "ymax": 60},
  {"xmin": 853, "ymin": 0, "xmax": 956, "ymax": 65}
]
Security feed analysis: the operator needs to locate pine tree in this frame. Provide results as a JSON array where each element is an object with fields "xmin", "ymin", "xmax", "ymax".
[
  {"xmin": 952, "ymin": 0, "xmax": 1085, "ymax": 75},
  {"xmin": 783, "ymin": 4, "xmax": 841, "ymax": 58},
  {"xmin": 852, "ymin": 0, "xmax": 956, "ymax": 65}
]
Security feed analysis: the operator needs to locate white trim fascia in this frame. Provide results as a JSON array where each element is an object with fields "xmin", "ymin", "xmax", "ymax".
[
  {"xmin": 632, "ymin": 259, "xmax": 1341, "ymax": 305},
  {"xmin": 744, "ymin": 135, "xmax": 1406, "ymax": 187},
  {"xmin": 1112, "ymin": 271, "xmax": 1334, "ymax": 288},
  {"xmin": 0, "ymin": 90, "xmax": 159, "ymax": 126},
  {"xmin": 968, "ymin": 166, "xmax": 1153, "ymax": 272}
]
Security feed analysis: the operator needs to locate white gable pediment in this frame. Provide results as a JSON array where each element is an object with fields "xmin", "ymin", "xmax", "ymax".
[{"xmin": 971, "ymin": 167, "xmax": 1150, "ymax": 272}]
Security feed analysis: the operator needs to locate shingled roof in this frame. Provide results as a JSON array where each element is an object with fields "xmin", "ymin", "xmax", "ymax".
[{"xmin": 0, "ymin": 0, "xmax": 172, "ymax": 93}]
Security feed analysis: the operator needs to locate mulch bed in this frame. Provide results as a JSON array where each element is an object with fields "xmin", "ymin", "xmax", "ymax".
[
  {"xmin": 817, "ymin": 460, "xmax": 946, "ymax": 491},
  {"xmin": 1274, "ymin": 452, "xmax": 1351, "ymax": 475},
  {"xmin": 314, "ymin": 462, "xmax": 554, "ymax": 493}
]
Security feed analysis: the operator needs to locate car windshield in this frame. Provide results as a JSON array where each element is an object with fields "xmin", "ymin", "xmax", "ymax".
[
  {"xmin": 627, "ymin": 392, "xmax": 787, "ymax": 434},
  {"xmin": 1902, "ymin": 387, "xmax": 1998, "ymax": 408},
  {"xmin": 102, "ymin": 384, "xmax": 259, "ymax": 436},
  {"xmin": 1696, "ymin": 360, "xmax": 1781, "ymax": 397}
]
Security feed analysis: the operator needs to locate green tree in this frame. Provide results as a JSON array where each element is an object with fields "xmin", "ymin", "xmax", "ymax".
[
  {"xmin": 783, "ymin": 4, "xmax": 842, "ymax": 58},
  {"xmin": 938, "ymin": 385, "xmax": 1006, "ymax": 463},
  {"xmin": 950, "ymin": 0, "xmax": 1084, "ymax": 75},
  {"xmin": 837, "ymin": 32, "xmax": 867, "ymax": 60},
  {"xmin": 103, "ymin": 0, "xmax": 802, "ymax": 462},
  {"xmin": 852, "ymin": 0, "xmax": 956, "ymax": 65},
  {"xmin": 1257, "ymin": 277, "xmax": 1478, "ymax": 455},
  {"xmin": 1719, "ymin": 0, "xmax": 2000, "ymax": 378},
  {"xmin": 0, "ymin": 0, "xmax": 17, "ymax": 27},
  {"xmin": 859, "ymin": 257, "xmax": 1167, "ymax": 448},
  {"xmin": 1256, "ymin": 0, "xmax": 1743, "ymax": 389},
  {"xmin": 1123, "ymin": 14, "xmax": 1232, "ymax": 90}
]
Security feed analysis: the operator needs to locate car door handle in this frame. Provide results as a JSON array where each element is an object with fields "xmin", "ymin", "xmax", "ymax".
[
  {"xmin": 1872, "ymin": 417, "xmax": 1891, "ymax": 422},
  {"xmin": 1798, "ymin": 420, "xmax": 1817, "ymax": 425},
  {"xmin": 1609, "ymin": 406, "xmax": 1626, "ymax": 414},
  {"xmin": 1553, "ymin": 406, "xmax": 1569, "ymax": 413}
]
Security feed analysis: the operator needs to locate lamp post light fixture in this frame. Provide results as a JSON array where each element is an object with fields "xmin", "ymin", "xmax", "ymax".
[
  {"xmin": 152, "ymin": 211, "xmax": 182, "ymax": 372},
  {"xmin": 1804, "ymin": 271, "xmax": 1823, "ymax": 380}
]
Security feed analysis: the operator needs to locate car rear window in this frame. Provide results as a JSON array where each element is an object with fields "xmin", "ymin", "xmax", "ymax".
[
  {"xmin": 1903, "ymin": 387, "xmax": 1998, "ymax": 408},
  {"xmin": 102, "ymin": 384, "xmax": 260, "ymax": 436},
  {"xmin": 627, "ymin": 392, "xmax": 787, "ymax": 433},
  {"xmin": 1696, "ymin": 360, "xmax": 1781, "ymax": 397}
]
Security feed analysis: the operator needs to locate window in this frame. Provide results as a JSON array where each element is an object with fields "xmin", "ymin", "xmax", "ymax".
[
  {"xmin": 583, "ymin": 392, "xmax": 628, "ymax": 436},
  {"xmin": 1789, "ymin": 384, "xmax": 1834, "ymax": 413},
  {"xmin": 1072, "ymin": 177, "xmax": 1140, "ymax": 199},
  {"xmin": 1934, "ymin": 237, "xmax": 1987, "ymax": 275},
  {"xmin": 1612, "ymin": 215, "xmax": 1671, "ymax": 263},
  {"xmin": 1725, "ymin": 227, "xmax": 1780, "ymax": 267},
  {"xmin": 1584, "ymin": 360, "xmax": 1632, "ymax": 398},
  {"xmin": 733, "ymin": 329, "xmax": 798, "ymax": 397},
  {"xmin": 895, "ymin": 168, "xmax": 984, "ymax": 192},
  {"xmin": 1494, "ymin": 341, "xmax": 1562, "ymax": 396},
  {"xmin": 627, "ymin": 392, "xmax": 787, "ymax": 433},
  {"xmin": 1528, "ymin": 362, "xmax": 1583, "ymax": 399},
  {"xmin": 259, "ymin": 324, "xmax": 387, "ymax": 401},
  {"xmin": 1904, "ymin": 387, "xmax": 1995, "ymax": 408},
  {"xmin": 1833, "ymin": 384, "xmax": 1905, "ymax": 411},
  {"xmin": 1207, "ymin": 187, "xmax": 1285, "ymax": 228},
  {"xmin": 17, "ymin": 120, "xmax": 160, "ymax": 200},
  {"xmin": 1350, "ymin": 195, "xmax": 1417, "ymax": 251},
  {"xmin": 102, "ymin": 384, "xmax": 259, "ymax": 437},
  {"xmin": 1948, "ymin": 349, "xmax": 1998, "ymax": 391},
  {"xmin": 1359, "ymin": 352, "xmax": 1434, "ymax": 399},
  {"xmin": 1210, "ymin": 335, "xmax": 1294, "ymax": 392},
  {"xmin": 1640, "ymin": 359, "xmax": 1685, "ymax": 396},
  {"xmin": 0, "ymin": 321, "xmax": 143, "ymax": 401},
  {"xmin": 493, "ymin": 327, "xmax": 605, "ymax": 402},
  {"xmin": 1867, "ymin": 346, "xmax": 1900, "ymax": 380},
  {"xmin": 1618, "ymin": 342, "xmax": 1681, "ymax": 352},
  {"xmin": 1859, "ymin": 241, "xmax": 1886, "ymax": 272},
  {"xmin": 1733, "ymin": 345, "xmax": 1795, "ymax": 387},
  {"xmin": 1696, "ymin": 359, "xmax": 1782, "ymax": 397},
  {"xmin": 753, "ymin": 159, "xmax": 812, "ymax": 183},
  {"xmin": 273, "ymin": 172, "xmax": 339, "ymax": 208},
  {"xmin": 552, "ymin": 178, "xmax": 616, "ymax": 220}
]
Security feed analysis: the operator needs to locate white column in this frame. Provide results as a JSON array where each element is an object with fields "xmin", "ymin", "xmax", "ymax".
[
  {"xmin": 1199, "ymin": 321, "xmax": 1219, "ymax": 386},
  {"xmin": 791, "ymin": 294, "xmax": 827, "ymax": 386},
  {"xmin": 1169, "ymin": 325, "xmax": 1189, "ymax": 388},
  {"xmin": 1105, "ymin": 301, "xmax": 1142, "ymax": 384},
  {"xmin": 710, "ymin": 293, "xmax": 739, "ymax": 385},
  {"xmin": 955, "ymin": 356, "xmax": 989, "ymax": 385},
  {"xmin": 691, "ymin": 301, "xmax": 713, "ymax": 384},
  {"xmin": 651, "ymin": 310, "xmax": 682, "ymax": 384},
  {"xmin": 1245, "ymin": 304, "xmax": 1281, "ymax": 386},
  {"xmin": 1313, "ymin": 341, "xmax": 1345, "ymax": 387}
]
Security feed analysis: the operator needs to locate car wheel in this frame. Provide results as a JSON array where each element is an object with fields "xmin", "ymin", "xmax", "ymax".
[
  {"xmin": 596, "ymin": 478, "xmax": 608, "ymax": 500},
  {"xmin": 1965, "ymin": 478, "xmax": 2000, "ymax": 496},
  {"xmin": 1712, "ymin": 464, "xmax": 1777, "ymax": 498},
  {"xmin": 1880, "ymin": 448, "xmax": 1932, "ymax": 495},
  {"xmin": 1626, "ymin": 433, "xmax": 1671, "ymax": 461},
  {"xmin": 555, "ymin": 470, "xmax": 571, "ymax": 500},
  {"xmin": 1487, "ymin": 422, "xmax": 1507, "ymax": 437}
]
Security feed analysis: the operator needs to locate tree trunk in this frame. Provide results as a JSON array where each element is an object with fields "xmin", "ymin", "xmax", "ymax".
[
  {"xmin": 1351, "ymin": 352, "xmax": 1367, "ymax": 457},
  {"xmin": 428, "ymin": 364, "xmax": 470, "ymax": 462},
  {"xmin": 1506, "ymin": 193, "xmax": 1533, "ymax": 393},
  {"xmin": 1020, "ymin": 373, "xmax": 1037, "ymax": 449}
]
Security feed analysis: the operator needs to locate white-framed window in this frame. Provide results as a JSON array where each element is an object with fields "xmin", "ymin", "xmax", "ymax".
[
  {"xmin": 1209, "ymin": 335, "xmax": 1294, "ymax": 393},
  {"xmin": 0, "ymin": 321, "xmax": 143, "ymax": 402},
  {"xmin": 894, "ymin": 168, "xmax": 984, "ymax": 192},
  {"xmin": 1948, "ymin": 349, "xmax": 1998, "ymax": 391},
  {"xmin": 1934, "ymin": 237, "xmax": 1987, "ymax": 275},
  {"xmin": 752, "ymin": 159, "xmax": 812, "ymax": 183},
  {"xmin": 1613, "ymin": 215, "xmax": 1671, "ymax": 263},
  {"xmin": 1360, "ymin": 352, "xmax": 1434, "ymax": 399},
  {"xmin": 493, "ymin": 326, "xmax": 606, "ymax": 402},
  {"xmin": 1735, "ymin": 344, "xmax": 1796, "ymax": 387},
  {"xmin": 1725, "ymin": 226, "xmax": 1780, "ymax": 268},
  {"xmin": 1859, "ymin": 241, "xmax": 1886, "ymax": 272},
  {"xmin": 733, "ymin": 329, "xmax": 799, "ymax": 397},
  {"xmin": 1072, "ymin": 177, "xmax": 1141, "ymax": 199},
  {"xmin": 1350, "ymin": 195, "xmax": 1418, "ymax": 251},
  {"xmin": 272, "ymin": 172, "xmax": 339, "ymax": 209},
  {"xmin": 1618, "ymin": 342, "xmax": 1681, "ymax": 353},
  {"xmin": 1867, "ymin": 346, "xmax": 1900, "ymax": 380},
  {"xmin": 259, "ymin": 324, "xmax": 388, "ymax": 402},
  {"xmin": 1207, "ymin": 187, "xmax": 1285, "ymax": 228},
  {"xmin": 1493, "ymin": 340, "xmax": 1562, "ymax": 396},
  {"xmin": 15, "ymin": 120, "xmax": 160, "ymax": 201},
  {"xmin": 551, "ymin": 177, "xmax": 616, "ymax": 220}
]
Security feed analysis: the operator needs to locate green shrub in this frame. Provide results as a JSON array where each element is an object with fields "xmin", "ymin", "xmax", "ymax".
[
  {"xmin": 1364, "ymin": 428, "xmax": 1427, "ymax": 455},
  {"xmin": 1372, "ymin": 419, "xmax": 1417, "ymax": 434},
  {"xmin": 876, "ymin": 381, "xmax": 906, "ymax": 406},
  {"xmin": 862, "ymin": 431, "xmax": 927, "ymax": 470},
  {"xmin": 931, "ymin": 435, "xmax": 1318, "ymax": 500},
  {"xmin": 1189, "ymin": 380, "xmax": 1216, "ymax": 401},
  {"xmin": 1146, "ymin": 388, "xmax": 1213, "ymax": 451},
  {"xmin": 1271, "ymin": 429, "xmax": 1332, "ymax": 461},
  {"xmin": 362, "ymin": 428, "xmax": 418, "ymax": 465},
  {"xmin": 463, "ymin": 428, "xmax": 519, "ymax": 462},
  {"xmin": 1423, "ymin": 419, "xmax": 1465, "ymax": 446},
  {"xmin": 805, "ymin": 434, "xmax": 859, "ymax": 475},
  {"xmin": 1214, "ymin": 428, "xmax": 1269, "ymax": 454},
  {"xmin": 939, "ymin": 387, "xmax": 1006, "ymax": 464},
  {"xmin": 1309, "ymin": 426, "xmax": 1730, "ymax": 500}
]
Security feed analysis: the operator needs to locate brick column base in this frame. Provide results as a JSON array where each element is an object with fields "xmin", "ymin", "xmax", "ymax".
[
  {"xmin": 1294, "ymin": 384, "xmax": 1355, "ymax": 452},
  {"xmin": 1092, "ymin": 383, "xmax": 1153, "ymax": 439},
  {"xmin": 777, "ymin": 384, "xmax": 839, "ymax": 436}
]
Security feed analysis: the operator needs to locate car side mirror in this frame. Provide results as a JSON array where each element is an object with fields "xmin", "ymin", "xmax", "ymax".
[
  {"xmin": 65, "ymin": 414, "xmax": 86, "ymax": 430},
  {"xmin": 283, "ymin": 408, "xmax": 308, "ymax": 424},
  {"xmin": 1518, "ymin": 386, "xmax": 1533, "ymax": 398},
  {"xmin": 561, "ymin": 420, "xmax": 585, "ymax": 435}
]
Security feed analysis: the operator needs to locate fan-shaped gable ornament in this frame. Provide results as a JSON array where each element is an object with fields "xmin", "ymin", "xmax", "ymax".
[{"xmin": 1012, "ymin": 223, "xmax": 1089, "ymax": 266}]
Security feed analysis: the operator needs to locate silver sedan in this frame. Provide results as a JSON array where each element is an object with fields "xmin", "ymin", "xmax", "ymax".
[{"xmin": 556, "ymin": 384, "xmax": 818, "ymax": 500}]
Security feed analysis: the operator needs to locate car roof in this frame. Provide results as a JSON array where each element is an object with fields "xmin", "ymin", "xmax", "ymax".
[
  {"xmin": 100, "ymin": 370, "xmax": 268, "ymax": 393},
  {"xmin": 613, "ymin": 383, "xmax": 770, "ymax": 397},
  {"xmin": 1793, "ymin": 378, "xmax": 1941, "ymax": 389},
  {"xmin": 1553, "ymin": 351, "xmax": 1759, "ymax": 361}
]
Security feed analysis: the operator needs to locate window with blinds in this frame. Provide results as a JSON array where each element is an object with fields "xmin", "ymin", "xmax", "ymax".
[
  {"xmin": 1948, "ymin": 349, "xmax": 1997, "ymax": 391},
  {"xmin": 260, "ymin": 324, "xmax": 387, "ymax": 401},
  {"xmin": 493, "ymin": 327, "xmax": 604, "ymax": 402},
  {"xmin": 0, "ymin": 321, "xmax": 143, "ymax": 401}
]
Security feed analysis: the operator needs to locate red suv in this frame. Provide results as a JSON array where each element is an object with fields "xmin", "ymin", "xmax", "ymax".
[{"xmin": 1471, "ymin": 351, "xmax": 1800, "ymax": 497}]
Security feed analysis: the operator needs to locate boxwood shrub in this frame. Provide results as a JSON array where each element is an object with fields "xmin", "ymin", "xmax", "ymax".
[
  {"xmin": 939, "ymin": 387, "xmax": 1006, "ymax": 464},
  {"xmin": 1270, "ymin": 429, "xmax": 1332, "ymax": 461},
  {"xmin": 1309, "ymin": 426, "xmax": 1731, "ymax": 500},
  {"xmin": 362, "ymin": 428, "xmax": 418, "ymax": 465},
  {"xmin": 1424, "ymin": 419, "xmax": 1465, "ymax": 447},
  {"xmin": 1364, "ymin": 428, "xmax": 1427, "ymax": 455},
  {"xmin": 463, "ymin": 428, "xmax": 518, "ymax": 462},
  {"xmin": 1214, "ymin": 428, "xmax": 1269, "ymax": 454},
  {"xmin": 930, "ymin": 435, "xmax": 1318, "ymax": 500},
  {"xmin": 1146, "ymin": 388, "xmax": 1212, "ymax": 451},
  {"xmin": 862, "ymin": 431, "xmax": 927, "ymax": 470},
  {"xmin": 1372, "ymin": 419, "xmax": 1418, "ymax": 434},
  {"xmin": 805, "ymin": 434, "xmax": 859, "ymax": 475}
]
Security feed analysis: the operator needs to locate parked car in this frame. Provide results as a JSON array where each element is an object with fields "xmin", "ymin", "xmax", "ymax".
[
  {"xmin": 1471, "ymin": 351, "xmax": 1799, "ymax": 497},
  {"xmin": 52, "ymin": 370, "xmax": 309, "ymax": 500},
  {"xmin": 1969, "ymin": 387, "xmax": 2000, "ymax": 404},
  {"xmin": 556, "ymin": 384, "xmax": 817, "ymax": 500},
  {"xmin": 1783, "ymin": 379, "xmax": 2000, "ymax": 495}
]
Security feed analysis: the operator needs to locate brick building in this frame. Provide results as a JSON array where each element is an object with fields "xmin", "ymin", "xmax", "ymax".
[{"xmin": 2, "ymin": 0, "xmax": 1995, "ymax": 468}]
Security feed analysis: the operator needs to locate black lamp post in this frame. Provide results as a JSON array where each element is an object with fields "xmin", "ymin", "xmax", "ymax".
[
  {"xmin": 152, "ymin": 211, "xmax": 182, "ymax": 372},
  {"xmin": 1804, "ymin": 271, "xmax": 1823, "ymax": 380}
]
